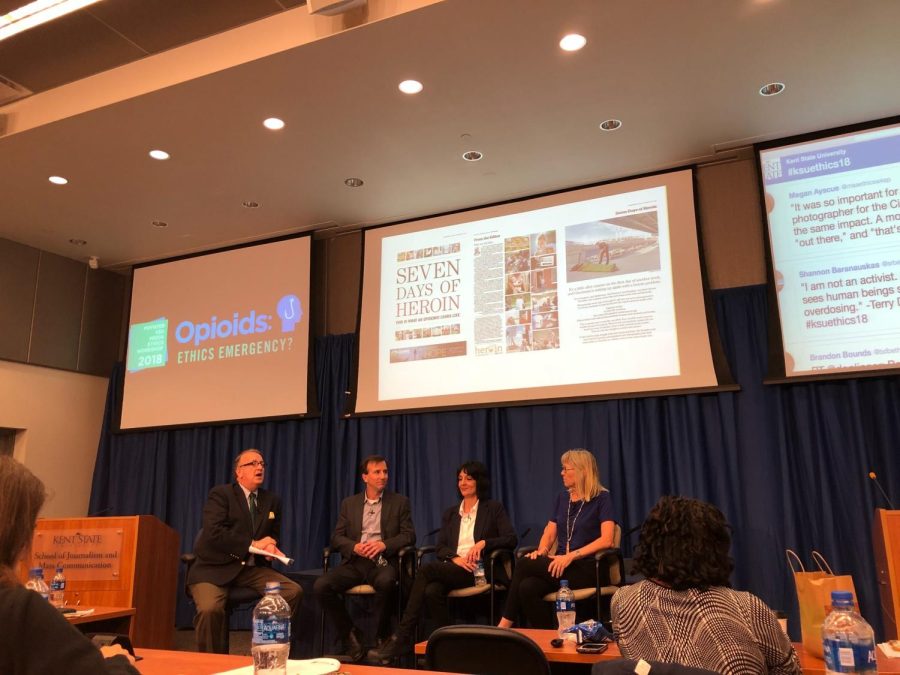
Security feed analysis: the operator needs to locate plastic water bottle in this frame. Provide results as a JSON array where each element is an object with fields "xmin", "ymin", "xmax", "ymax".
[
  {"xmin": 251, "ymin": 581, "xmax": 291, "ymax": 675},
  {"xmin": 51, "ymin": 565, "xmax": 67, "ymax": 608},
  {"xmin": 473, "ymin": 560, "xmax": 487, "ymax": 586},
  {"xmin": 822, "ymin": 590, "xmax": 876, "ymax": 673},
  {"xmin": 555, "ymin": 579, "xmax": 576, "ymax": 639},
  {"xmin": 25, "ymin": 567, "xmax": 50, "ymax": 601}
]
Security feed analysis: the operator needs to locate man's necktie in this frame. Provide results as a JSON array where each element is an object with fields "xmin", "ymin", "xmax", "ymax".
[{"xmin": 249, "ymin": 492, "xmax": 258, "ymax": 523}]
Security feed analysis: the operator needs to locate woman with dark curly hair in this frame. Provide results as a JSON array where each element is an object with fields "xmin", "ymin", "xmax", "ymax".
[
  {"xmin": 372, "ymin": 461, "xmax": 517, "ymax": 659},
  {"xmin": 612, "ymin": 496, "xmax": 800, "ymax": 675}
]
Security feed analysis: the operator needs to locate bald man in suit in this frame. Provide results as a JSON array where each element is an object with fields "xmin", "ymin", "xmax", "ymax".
[
  {"xmin": 313, "ymin": 455, "xmax": 416, "ymax": 662},
  {"xmin": 187, "ymin": 448, "xmax": 302, "ymax": 653}
]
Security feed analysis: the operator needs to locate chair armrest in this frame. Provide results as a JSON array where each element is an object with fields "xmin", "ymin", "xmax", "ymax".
[
  {"xmin": 417, "ymin": 544, "xmax": 437, "ymax": 567},
  {"xmin": 322, "ymin": 546, "xmax": 333, "ymax": 572},
  {"xmin": 487, "ymin": 547, "xmax": 514, "ymax": 581},
  {"xmin": 180, "ymin": 552, "xmax": 196, "ymax": 565},
  {"xmin": 516, "ymin": 545, "xmax": 538, "ymax": 559},
  {"xmin": 398, "ymin": 545, "xmax": 417, "ymax": 576},
  {"xmin": 594, "ymin": 547, "xmax": 625, "ymax": 586}
]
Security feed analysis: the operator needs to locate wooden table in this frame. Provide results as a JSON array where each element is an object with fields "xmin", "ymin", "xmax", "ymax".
[
  {"xmin": 415, "ymin": 627, "xmax": 900, "ymax": 673},
  {"xmin": 134, "ymin": 648, "xmax": 462, "ymax": 675},
  {"xmin": 66, "ymin": 606, "xmax": 136, "ymax": 640}
]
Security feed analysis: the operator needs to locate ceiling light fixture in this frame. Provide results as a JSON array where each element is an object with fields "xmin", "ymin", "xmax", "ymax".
[
  {"xmin": 48, "ymin": 175, "xmax": 68, "ymax": 184},
  {"xmin": 263, "ymin": 117, "xmax": 285, "ymax": 130},
  {"xmin": 0, "ymin": 0, "xmax": 103, "ymax": 42},
  {"xmin": 148, "ymin": 149, "xmax": 170, "ymax": 160},
  {"xmin": 559, "ymin": 33, "xmax": 587, "ymax": 52},
  {"xmin": 241, "ymin": 200, "xmax": 260, "ymax": 208},
  {"xmin": 599, "ymin": 119, "xmax": 622, "ymax": 131},
  {"xmin": 151, "ymin": 220, "xmax": 168, "ymax": 228},
  {"xmin": 759, "ymin": 82, "xmax": 785, "ymax": 96},
  {"xmin": 462, "ymin": 150, "xmax": 484, "ymax": 162},
  {"xmin": 398, "ymin": 79, "xmax": 423, "ymax": 94},
  {"xmin": 344, "ymin": 177, "xmax": 364, "ymax": 187}
]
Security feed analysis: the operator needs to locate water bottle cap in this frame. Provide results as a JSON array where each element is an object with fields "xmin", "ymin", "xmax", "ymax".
[
  {"xmin": 56, "ymin": 565, "xmax": 63, "ymax": 572},
  {"xmin": 560, "ymin": 579, "xmax": 569, "ymax": 587},
  {"xmin": 30, "ymin": 567, "xmax": 41, "ymax": 574},
  {"xmin": 831, "ymin": 590, "xmax": 853, "ymax": 606},
  {"xmin": 264, "ymin": 581, "xmax": 281, "ymax": 592}
]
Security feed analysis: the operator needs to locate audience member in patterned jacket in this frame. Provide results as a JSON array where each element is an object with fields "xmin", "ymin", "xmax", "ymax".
[{"xmin": 612, "ymin": 496, "xmax": 801, "ymax": 675}]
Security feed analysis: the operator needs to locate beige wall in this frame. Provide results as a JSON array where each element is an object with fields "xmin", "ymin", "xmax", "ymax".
[{"xmin": 0, "ymin": 359, "xmax": 109, "ymax": 517}]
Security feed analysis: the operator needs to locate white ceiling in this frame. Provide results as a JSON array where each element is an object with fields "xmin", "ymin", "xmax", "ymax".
[{"xmin": 1, "ymin": 0, "xmax": 899, "ymax": 271}]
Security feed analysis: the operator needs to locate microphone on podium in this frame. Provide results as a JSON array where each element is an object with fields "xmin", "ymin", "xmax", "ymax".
[{"xmin": 868, "ymin": 471, "xmax": 896, "ymax": 510}]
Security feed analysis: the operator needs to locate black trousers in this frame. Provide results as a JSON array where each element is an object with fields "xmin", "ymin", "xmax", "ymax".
[
  {"xmin": 313, "ymin": 556, "xmax": 398, "ymax": 640},
  {"xmin": 395, "ymin": 560, "xmax": 476, "ymax": 640},
  {"xmin": 501, "ymin": 556, "xmax": 597, "ymax": 628}
]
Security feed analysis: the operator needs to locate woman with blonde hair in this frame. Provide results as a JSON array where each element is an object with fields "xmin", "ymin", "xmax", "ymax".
[
  {"xmin": 498, "ymin": 449, "xmax": 615, "ymax": 628},
  {"xmin": 0, "ymin": 456, "xmax": 138, "ymax": 674}
]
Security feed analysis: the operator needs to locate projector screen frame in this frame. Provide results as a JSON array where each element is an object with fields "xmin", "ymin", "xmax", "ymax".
[
  {"xmin": 114, "ymin": 232, "xmax": 319, "ymax": 433},
  {"xmin": 755, "ymin": 114, "xmax": 900, "ymax": 385},
  {"xmin": 346, "ymin": 165, "xmax": 736, "ymax": 418}
]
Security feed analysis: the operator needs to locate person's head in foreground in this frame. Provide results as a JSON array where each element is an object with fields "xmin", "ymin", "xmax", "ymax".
[
  {"xmin": 0, "ymin": 456, "xmax": 46, "ymax": 587},
  {"xmin": 633, "ymin": 494, "xmax": 733, "ymax": 590}
]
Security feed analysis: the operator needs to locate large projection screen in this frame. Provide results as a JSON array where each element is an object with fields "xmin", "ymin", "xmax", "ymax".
[
  {"xmin": 120, "ymin": 236, "xmax": 312, "ymax": 429},
  {"xmin": 758, "ymin": 117, "xmax": 900, "ymax": 379},
  {"xmin": 354, "ymin": 169, "xmax": 720, "ymax": 413}
]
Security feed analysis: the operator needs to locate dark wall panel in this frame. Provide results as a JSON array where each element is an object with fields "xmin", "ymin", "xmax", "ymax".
[
  {"xmin": 79, "ymin": 269, "xmax": 127, "ymax": 375},
  {"xmin": 29, "ymin": 253, "xmax": 86, "ymax": 370},
  {"xmin": 0, "ymin": 238, "xmax": 40, "ymax": 362}
]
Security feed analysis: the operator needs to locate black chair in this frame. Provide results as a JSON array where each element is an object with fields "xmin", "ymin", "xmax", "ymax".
[
  {"xmin": 591, "ymin": 659, "xmax": 719, "ymax": 674},
  {"xmin": 415, "ymin": 544, "xmax": 514, "ymax": 625},
  {"xmin": 516, "ymin": 522, "xmax": 625, "ymax": 624},
  {"xmin": 180, "ymin": 529, "xmax": 262, "ymax": 654},
  {"xmin": 425, "ymin": 624, "xmax": 550, "ymax": 675},
  {"xmin": 317, "ymin": 545, "xmax": 416, "ymax": 656}
]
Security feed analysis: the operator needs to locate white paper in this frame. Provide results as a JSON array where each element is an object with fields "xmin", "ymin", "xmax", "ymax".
[{"xmin": 248, "ymin": 545, "xmax": 294, "ymax": 566}]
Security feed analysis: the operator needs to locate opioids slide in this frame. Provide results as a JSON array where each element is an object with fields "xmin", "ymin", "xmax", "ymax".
[
  {"xmin": 355, "ymin": 170, "xmax": 718, "ymax": 413},
  {"xmin": 760, "ymin": 119, "xmax": 900, "ymax": 376},
  {"xmin": 121, "ymin": 237, "xmax": 311, "ymax": 429}
]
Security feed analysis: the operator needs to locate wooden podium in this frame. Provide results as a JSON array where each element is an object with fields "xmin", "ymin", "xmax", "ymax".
[
  {"xmin": 25, "ymin": 515, "xmax": 179, "ymax": 648},
  {"xmin": 873, "ymin": 508, "xmax": 900, "ymax": 640}
]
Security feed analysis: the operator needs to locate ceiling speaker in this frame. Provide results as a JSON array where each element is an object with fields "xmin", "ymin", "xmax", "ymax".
[{"xmin": 307, "ymin": 0, "xmax": 367, "ymax": 15}]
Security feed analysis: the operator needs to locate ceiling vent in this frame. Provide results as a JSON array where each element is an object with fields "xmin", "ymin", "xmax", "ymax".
[
  {"xmin": 0, "ymin": 74, "xmax": 31, "ymax": 107},
  {"xmin": 307, "ymin": 0, "xmax": 367, "ymax": 15}
]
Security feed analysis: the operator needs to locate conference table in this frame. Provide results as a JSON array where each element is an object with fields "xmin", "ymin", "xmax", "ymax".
[
  {"xmin": 414, "ymin": 628, "xmax": 900, "ymax": 674},
  {"xmin": 134, "ymin": 649, "xmax": 460, "ymax": 675}
]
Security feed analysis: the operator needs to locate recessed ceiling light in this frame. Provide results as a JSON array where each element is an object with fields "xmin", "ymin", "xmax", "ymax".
[
  {"xmin": 599, "ymin": 119, "xmax": 622, "ymax": 131},
  {"xmin": 559, "ymin": 34, "xmax": 587, "ymax": 52},
  {"xmin": 151, "ymin": 220, "xmax": 168, "ymax": 228},
  {"xmin": 49, "ymin": 175, "xmax": 68, "ymax": 185},
  {"xmin": 149, "ymin": 149, "xmax": 170, "ymax": 160},
  {"xmin": 462, "ymin": 150, "xmax": 484, "ymax": 162},
  {"xmin": 398, "ymin": 79, "xmax": 423, "ymax": 94},
  {"xmin": 344, "ymin": 177, "xmax": 364, "ymax": 187},
  {"xmin": 242, "ymin": 200, "xmax": 260, "ymax": 208},
  {"xmin": 759, "ymin": 82, "xmax": 785, "ymax": 97},
  {"xmin": 68, "ymin": 238, "xmax": 86, "ymax": 246},
  {"xmin": 263, "ymin": 117, "xmax": 285, "ymax": 130}
]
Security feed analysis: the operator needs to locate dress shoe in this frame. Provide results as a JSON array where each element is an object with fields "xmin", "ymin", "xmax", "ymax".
[
  {"xmin": 345, "ymin": 628, "xmax": 366, "ymax": 663},
  {"xmin": 371, "ymin": 633, "xmax": 411, "ymax": 662}
]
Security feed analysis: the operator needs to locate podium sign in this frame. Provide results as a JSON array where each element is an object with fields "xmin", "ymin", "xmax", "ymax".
[{"xmin": 31, "ymin": 528, "xmax": 123, "ymax": 582}]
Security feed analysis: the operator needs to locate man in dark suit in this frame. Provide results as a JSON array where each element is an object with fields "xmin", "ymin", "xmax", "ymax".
[
  {"xmin": 313, "ymin": 455, "xmax": 416, "ymax": 662},
  {"xmin": 187, "ymin": 448, "xmax": 302, "ymax": 653}
]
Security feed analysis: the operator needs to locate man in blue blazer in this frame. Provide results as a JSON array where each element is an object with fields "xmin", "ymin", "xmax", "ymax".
[
  {"xmin": 187, "ymin": 448, "xmax": 302, "ymax": 653},
  {"xmin": 313, "ymin": 455, "xmax": 416, "ymax": 661}
]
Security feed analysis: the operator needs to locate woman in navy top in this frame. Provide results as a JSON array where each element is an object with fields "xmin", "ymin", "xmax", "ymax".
[{"xmin": 498, "ymin": 448, "xmax": 615, "ymax": 629}]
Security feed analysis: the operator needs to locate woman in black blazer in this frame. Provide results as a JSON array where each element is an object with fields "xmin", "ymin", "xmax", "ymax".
[{"xmin": 372, "ymin": 460, "xmax": 517, "ymax": 659}]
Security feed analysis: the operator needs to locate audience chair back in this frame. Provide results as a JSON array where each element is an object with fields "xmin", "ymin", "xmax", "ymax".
[{"xmin": 425, "ymin": 624, "xmax": 550, "ymax": 675}]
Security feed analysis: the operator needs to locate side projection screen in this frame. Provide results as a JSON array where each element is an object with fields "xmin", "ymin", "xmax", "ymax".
[
  {"xmin": 120, "ymin": 236, "xmax": 312, "ymax": 429},
  {"xmin": 354, "ymin": 169, "xmax": 721, "ymax": 414},
  {"xmin": 758, "ymin": 118, "xmax": 900, "ymax": 378}
]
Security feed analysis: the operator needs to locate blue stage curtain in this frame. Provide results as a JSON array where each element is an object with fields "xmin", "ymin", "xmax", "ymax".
[{"xmin": 89, "ymin": 285, "xmax": 900, "ymax": 638}]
